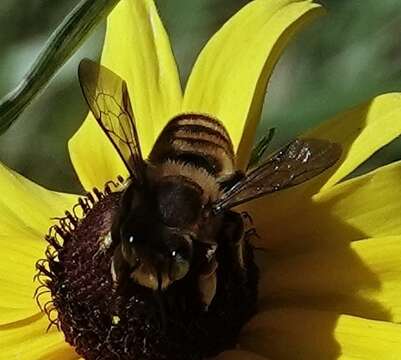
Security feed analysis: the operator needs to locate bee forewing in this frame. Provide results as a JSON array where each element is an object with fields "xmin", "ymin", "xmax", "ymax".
[{"xmin": 78, "ymin": 59, "xmax": 145, "ymax": 183}]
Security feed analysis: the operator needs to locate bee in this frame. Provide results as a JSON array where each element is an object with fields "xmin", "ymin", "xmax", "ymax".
[{"xmin": 78, "ymin": 59, "xmax": 342, "ymax": 309}]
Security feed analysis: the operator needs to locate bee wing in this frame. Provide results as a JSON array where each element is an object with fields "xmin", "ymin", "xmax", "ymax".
[
  {"xmin": 78, "ymin": 59, "xmax": 145, "ymax": 183},
  {"xmin": 213, "ymin": 138, "xmax": 341, "ymax": 212}
]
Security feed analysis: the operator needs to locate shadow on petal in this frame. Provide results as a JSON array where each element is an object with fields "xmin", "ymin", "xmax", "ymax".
[
  {"xmin": 236, "ymin": 154, "xmax": 399, "ymax": 357},
  {"xmin": 243, "ymin": 179, "xmax": 369, "ymax": 255},
  {"xmin": 237, "ymin": 210, "xmax": 373, "ymax": 357},
  {"xmin": 258, "ymin": 245, "xmax": 392, "ymax": 322},
  {"xmin": 252, "ymin": 239, "xmax": 390, "ymax": 358},
  {"xmin": 239, "ymin": 308, "xmax": 343, "ymax": 360},
  {"xmin": 246, "ymin": 158, "xmax": 401, "ymax": 253}
]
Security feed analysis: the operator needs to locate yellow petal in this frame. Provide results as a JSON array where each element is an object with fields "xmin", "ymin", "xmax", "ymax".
[
  {"xmin": 0, "ymin": 164, "xmax": 77, "ymax": 323},
  {"xmin": 0, "ymin": 307, "xmax": 41, "ymax": 327},
  {"xmin": 0, "ymin": 313, "xmax": 78, "ymax": 359},
  {"xmin": 304, "ymin": 92, "xmax": 401, "ymax": 191},
  {"xmin": 239, "ymin": 93, "xmax": 401, "ymax": 246},
  {"xmin": 183, "ymin": 0, "xmax": 323, "ymax": 168},
  {"xmin": 69, "ymin": 0, "xmax": 182, "ymax": 190},
  {"xmin": 259, "ymin": 236, "xmax": 401, "ymax": 323},
  {"xmin": 335, "ymin": 315, "xmax": 401, "ymax": 360},
  {"xmin": 0, "ymin": 163, "xmax": 77, "ymax": 237},
  {"xmin": 0, "ymin": 233, "xmax": 48, "ymax": 324},
  {"xmin": 247, "ymin": 160, "xmax": 401, "ymax": 253},
  {"xmin": 240, "ymin": 308, "xmax": 401, "ymax": 359},
  {"xmin": 214, "ymin": 350, "xmax": 270, "ymax": 360}
]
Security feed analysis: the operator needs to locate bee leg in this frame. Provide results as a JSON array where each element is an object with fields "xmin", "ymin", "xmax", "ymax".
[
  {"xmin": 94, "ymin": 231, "xmax": 113, "ymax": 258},
  {"xmin": 240, "ymin": 211, "xmax": 254, "ymax": 227},
  {"xmin": 198, "ymin": 258, "xmax": 218, "ymax": 311},
  {"xmin": 222, "ymin": 210, "xmax": 245, "ymax": 269},
  {"xmin": 244, "ymin": 227, "xmax": 260, "ymax": 241},
  {"xmin": 110, "ymin": 244, "xmax": 129, "ymax": 290},
  {"xmin": 109, "ymin": 245, "xmax": 131, "ymax": 323}
]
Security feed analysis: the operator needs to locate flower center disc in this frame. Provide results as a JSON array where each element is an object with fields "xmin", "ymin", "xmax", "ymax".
[{"xmin": 37, "ymin": 186, "xmax": 259, "ymax": 360}]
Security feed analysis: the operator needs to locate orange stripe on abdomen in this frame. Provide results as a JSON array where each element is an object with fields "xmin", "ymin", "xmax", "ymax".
[{"xmin": 149, "ymin": 114, "xmax": 235, "ymax": 177}]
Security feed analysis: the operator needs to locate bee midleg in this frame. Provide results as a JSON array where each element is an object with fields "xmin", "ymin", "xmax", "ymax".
[{"xmin": 222, "ymin": 210, "xmax": 246, "ymax": 269}]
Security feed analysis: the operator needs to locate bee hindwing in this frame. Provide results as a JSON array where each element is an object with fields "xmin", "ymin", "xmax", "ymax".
[{"xmin": 213, "ymin": 138, "xmax": 342, "ymax": 212}]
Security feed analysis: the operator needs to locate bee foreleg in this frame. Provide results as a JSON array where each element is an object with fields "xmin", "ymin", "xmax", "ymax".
[
  {"xmin": 94, "ymin": 231, "xmax": 113, "ymax": 258},
  {"xmin": 110, "ymin": 244, "xmax": 128, "ymax": 290}
]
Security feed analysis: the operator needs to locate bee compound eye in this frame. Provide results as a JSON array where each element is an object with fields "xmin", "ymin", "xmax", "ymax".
[{"xmin": 169, "ymin": 258, "xmax": 190, "ymax": 282}]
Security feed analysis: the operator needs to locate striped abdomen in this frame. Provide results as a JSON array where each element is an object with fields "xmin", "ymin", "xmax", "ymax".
[{"xmin": 149, "ymin": 114, "xmax": 235, "ymax": 178}]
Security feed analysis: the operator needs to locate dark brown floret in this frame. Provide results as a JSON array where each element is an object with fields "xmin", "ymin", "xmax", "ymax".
[{"xmin": 35, "ymin": 180, "xmax": 259, "ymax": 360}]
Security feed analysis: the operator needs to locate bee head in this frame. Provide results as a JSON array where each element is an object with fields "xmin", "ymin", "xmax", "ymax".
[
  {"xmin": 120, "ymin": 227, "xmax": 193, "ymax": 290},
  {"xmin": 117, "ymin": 179, "xmax": 199, "ymax": 290}
]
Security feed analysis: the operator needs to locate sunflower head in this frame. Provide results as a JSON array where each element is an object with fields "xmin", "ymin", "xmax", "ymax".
[{"xmin": 35, "ymin": 180, "xmax": 259, "ymax": 359}]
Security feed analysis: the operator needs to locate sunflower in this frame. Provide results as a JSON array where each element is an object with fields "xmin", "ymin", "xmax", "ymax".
[{"xmin": 2, "ymin": 0, "xmax": 401, "ymax": 359}]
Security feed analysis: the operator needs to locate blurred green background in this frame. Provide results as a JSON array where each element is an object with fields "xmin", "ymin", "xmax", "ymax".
[{"xmin": 0, "ymin": 0, "xmax": 400, "ymax": 194}]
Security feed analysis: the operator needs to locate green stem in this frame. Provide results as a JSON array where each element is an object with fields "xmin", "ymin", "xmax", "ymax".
[
  {"xmin": 0, "ymin": 0, "xmax": 121, "ymax": 134},
  {"xmin": 248, "ymin": 128, "xmax": 276, "ymax": 169}
]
